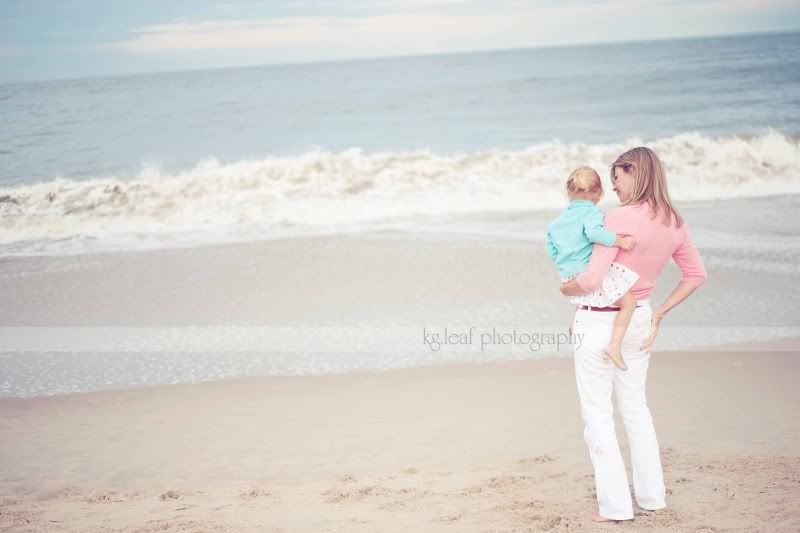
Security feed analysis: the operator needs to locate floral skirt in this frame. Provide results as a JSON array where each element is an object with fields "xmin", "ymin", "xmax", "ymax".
[{"xmin": 561, "ymin": 262, "xmax": 639, "ymax": 307}]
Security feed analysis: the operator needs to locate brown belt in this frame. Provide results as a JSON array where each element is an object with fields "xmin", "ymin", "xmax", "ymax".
[{"xmin": 576, "ymin": 304, "xmax": 643, "ymax": 312}]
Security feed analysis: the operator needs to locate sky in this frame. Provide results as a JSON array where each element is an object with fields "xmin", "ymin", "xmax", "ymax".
[{"xmin": 1, "ymin": 0, "xmax": 799, "ymax": 83}]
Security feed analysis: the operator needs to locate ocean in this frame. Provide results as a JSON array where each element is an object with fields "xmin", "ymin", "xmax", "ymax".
[
  {"xmin": 1, "ymin": 30, "xmax": 799, "ymax": 256},
  {"xmin": 1, "ymin": 30, "xmax": 799, "ymax": 397}
]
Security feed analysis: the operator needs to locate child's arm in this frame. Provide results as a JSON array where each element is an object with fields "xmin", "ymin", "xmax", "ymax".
[
  {"xmin": 583, "ymin": 208, "xmax": 635, "ymax": 250},
  {"xmin": 545, "ymin": 231, "xmax": 558, "ymax": 261}
]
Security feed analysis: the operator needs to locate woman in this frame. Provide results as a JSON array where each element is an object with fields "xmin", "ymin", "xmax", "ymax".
[{"xmin": 560, "ymin": 147, "xmax": 707, "ymax": 523}]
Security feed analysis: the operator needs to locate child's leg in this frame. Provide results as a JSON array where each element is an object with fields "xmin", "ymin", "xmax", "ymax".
[
  {"xmin": 605, "ymin": 291, "xmax": 636, "ymax": 371},
  {"xmin": 569, "ymin": 308, "xmax": 577, "ymax": 337}
]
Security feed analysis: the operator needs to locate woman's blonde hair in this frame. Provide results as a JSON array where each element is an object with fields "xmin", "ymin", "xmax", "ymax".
[
  {"xmin": 566, "ymin": 166, "xmax": 602, "ymax": 196},
  {"xmin": 611, "ymin": 147, "xmax": 684, "ymax": 228}
]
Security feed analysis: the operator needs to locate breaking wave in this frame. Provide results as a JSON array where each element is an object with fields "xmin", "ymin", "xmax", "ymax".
[{"xmin": 1, "ymin": 130, "xmax": 798, "ymax": 255}]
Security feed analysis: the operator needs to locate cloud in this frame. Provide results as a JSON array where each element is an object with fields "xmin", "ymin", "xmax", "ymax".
[
  {"xmin": 105, "ymin": 2, "xmax": 631, "ymax": 58},
  {"xmin": 0, "ymin": 44, "xmax": 20, "ymax": 57},
  {"xmin": 107, "ymin": 12, "xmax": 535, "ymax": 56},
  {"xmin": 112, "ymin": 19, "xmax": 310, "ymax": 52},
  {"xmin": 104, "ymin": 0, "xmax": 800, "ymax": 63}
]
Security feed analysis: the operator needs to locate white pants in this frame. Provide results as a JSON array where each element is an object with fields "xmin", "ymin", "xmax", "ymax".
[{"xmin": 572, "ymin": 302, "xmax": 667, "ymax": 519}]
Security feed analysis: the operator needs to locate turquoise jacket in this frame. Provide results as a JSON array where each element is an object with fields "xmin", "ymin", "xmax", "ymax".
[{"xmin": 546, "ymin": 199, "xmax": 617, "ymax": 278}]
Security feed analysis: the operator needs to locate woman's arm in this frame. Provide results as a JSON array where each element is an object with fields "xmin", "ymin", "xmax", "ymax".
[
  {"xmin": 640, "ymin": 228, "xmax": 707, "ymax": 351},
  {"xmin": 640, "ymin": 281, "xmax": 700, "ymax": 351},
  {"xmin": 560, "ymin": 242, "xmax": 619, "ymax": 296}
]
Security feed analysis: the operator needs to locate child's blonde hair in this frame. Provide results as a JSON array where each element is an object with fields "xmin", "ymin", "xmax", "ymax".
[{"xmin": 566, "ymin": 166, "xmax": 602, "ymax": 197}]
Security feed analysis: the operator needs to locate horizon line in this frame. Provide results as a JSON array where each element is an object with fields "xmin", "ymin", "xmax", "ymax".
[{"xmin": 3, "ymin": 26, "xmax": 798, "ymax": 86}]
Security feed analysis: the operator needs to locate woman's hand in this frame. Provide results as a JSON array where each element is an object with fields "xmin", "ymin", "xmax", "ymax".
[
  {"xmin": 639, "ymin": 311, "xmax": 666, "ymax": 352},
  {"xmin": 641, "ymin": 280, "xmax": 702, "ymax": 352},
  {"xmin": 560, "ymin": 278, "xmax": 586, "ymax": 297}
]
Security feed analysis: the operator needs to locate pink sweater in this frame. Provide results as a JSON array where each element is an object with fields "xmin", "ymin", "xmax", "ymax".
[{"xmin": 575, "ymin": 202, "xmax": 707, "ymax": 300}]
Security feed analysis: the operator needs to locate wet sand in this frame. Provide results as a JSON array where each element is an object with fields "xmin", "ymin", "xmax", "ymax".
[{"xmin": 2, "ymin": 350, "xmax": 799, "ymax": 532}]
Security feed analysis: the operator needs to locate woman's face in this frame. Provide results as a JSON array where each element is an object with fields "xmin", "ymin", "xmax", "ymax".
[{"xmin": 612, "ymin": 164, "xmax": 635, "ymax": 203}]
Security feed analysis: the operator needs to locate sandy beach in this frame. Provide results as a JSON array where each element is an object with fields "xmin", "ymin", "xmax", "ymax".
[
  {"xmin": 1, "ymin": 225, "xmax": 799, "ymax": 532},
  {"xmin": 1, "ymin": 349, "xmax": 799, "ymax": 532}
]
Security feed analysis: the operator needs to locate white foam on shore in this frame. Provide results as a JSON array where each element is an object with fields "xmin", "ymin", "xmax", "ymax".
[{"xmin": 1, "ymin": 130, "xmax": 798, "ymax": 256}]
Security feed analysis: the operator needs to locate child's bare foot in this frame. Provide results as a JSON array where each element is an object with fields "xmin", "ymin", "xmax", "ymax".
[{"xmin": 604, "ymin": 345, "xmax": 628, "ymax": 371}]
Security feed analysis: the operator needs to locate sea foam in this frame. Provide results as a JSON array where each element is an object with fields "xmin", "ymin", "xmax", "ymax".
[{"xmin": 1, "ymin": 131, "xmax": 798, "ymax": 255}]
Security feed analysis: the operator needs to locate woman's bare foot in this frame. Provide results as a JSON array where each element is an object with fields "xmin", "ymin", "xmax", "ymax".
[
  {"xmin": 591, "ymin": 512, "xmax": 623, "ymax": 522},
  {"xmin": 604, "ymin": 345, "xmax": 628, "ymax": 371}
]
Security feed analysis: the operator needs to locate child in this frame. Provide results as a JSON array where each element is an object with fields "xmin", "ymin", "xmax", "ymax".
[{"xmin": 546, "ymin": 166, "xmax": 639, "ymax": 371}]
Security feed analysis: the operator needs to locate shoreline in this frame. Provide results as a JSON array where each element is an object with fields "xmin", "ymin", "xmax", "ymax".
[
  {"xmin": 2, "ymin": 227, "xmax": 799, "ymax": 399},
  {"xmin": 2, "ymin": 192, "xmax": 800, "ymax": 260},
  {"xmin": 1, "ymin": 335, "xmax": 798, "ymax": 401}
]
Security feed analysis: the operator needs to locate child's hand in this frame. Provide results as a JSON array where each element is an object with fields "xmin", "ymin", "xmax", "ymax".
[{"xmin": 615, "ymin": 234, "xmax": 636, "ymax": 251}]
